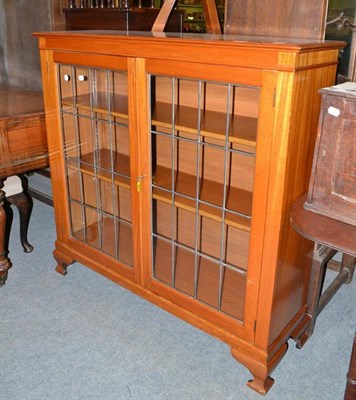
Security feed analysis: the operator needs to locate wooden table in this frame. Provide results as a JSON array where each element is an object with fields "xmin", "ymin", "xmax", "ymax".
[
  {"xmin": 290, "ymin": 194, "xmax": 356, "ymax": 399},
  {"xmin": 0, "ymin": 85, "xmax": 48, "ymax": 286}
]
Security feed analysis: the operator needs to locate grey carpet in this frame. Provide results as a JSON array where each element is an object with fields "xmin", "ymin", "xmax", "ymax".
[{"xmin": 1, "ymin": 198, "xmax": 355, "ymax": 400}]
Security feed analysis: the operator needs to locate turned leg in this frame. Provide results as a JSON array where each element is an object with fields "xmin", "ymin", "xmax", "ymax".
[
  {"xmin": 231, "ymin": 342, "xmax": 288, "ymax": 395},
  {"xmin": 53, "ymin": 248, "xmax": 75, "ymax": 275},
  {"xmin": 0, "ymin": 189, "xmax": 12, "ymax": 287},
  {"xmin": 7, "ymin": 191, "xmax": 34, "ymax": 253},
  {"xmin": 343, "ymin": 254, "xmax": 355, "ymax": 285}
]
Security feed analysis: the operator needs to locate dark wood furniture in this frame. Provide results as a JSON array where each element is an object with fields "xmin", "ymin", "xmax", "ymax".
[
  {"xmin": 290, "ymin": 80, "xmax": 355, "ymax": 397},
  {"xmin": 225, "ymin": 0, "xmax": 329, "ymax": 39},
  {"xmin": 290, "ymin": 194, "xmax": 356, "ymax": 400},
  {"xmin": 64, "ymin": 6, "xmax": 183, "ymax": 31},
  {"xmin": 0, "ymin": 85, "xmax": 48, "ymax": 286},
  {"xmin": 305, "ymin": 82, "xmax": 356, "ymax": 226},
  {"xmin": 290, "ymin": 194, "xmax": 355, "ymax": 345},
  {"xmin": 35, "ymin": 30, "xmax": 343, "ymax": 394}
]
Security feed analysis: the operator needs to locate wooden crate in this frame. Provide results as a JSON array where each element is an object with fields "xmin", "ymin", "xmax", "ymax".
[{"xmin": 305, "ymin": 82, "xmax": 356, "ymax": 226}]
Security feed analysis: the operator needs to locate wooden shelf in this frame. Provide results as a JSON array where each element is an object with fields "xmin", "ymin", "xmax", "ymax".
[
  {"xmin": 62, "ymin": 94, "xmax": 257, "ymax": 153},
  {"xmin": 67, "ymin": 148, "xmax": 131, "ymax": 189},
  {"xmin": 152, "ymin": 102, "xmax": 257, "ymax": 153},
  {"xmin": 152, "ymin": 165, "xmax": 252, "ymax": 231},
  {"xmin": 62, "ymin": 93, "xmax": 129, "ymax": 120}
]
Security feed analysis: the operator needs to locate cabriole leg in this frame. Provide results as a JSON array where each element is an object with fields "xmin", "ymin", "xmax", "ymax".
[
  {"xmin": 231, "ymin": 342, "xmax": 288, "ymax": 395},
  {"xmin": 53, "ymin": 248, "xmax": 75, "ymax": 275},
  {"xmin": 7, "ymin": 191, "xmax": 34, "ymax": 253}
]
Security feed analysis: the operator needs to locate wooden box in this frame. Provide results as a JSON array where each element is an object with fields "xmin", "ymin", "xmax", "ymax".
[{"xmin": 305, "ymin": 82, "xmax": 356, "ymax": 226}]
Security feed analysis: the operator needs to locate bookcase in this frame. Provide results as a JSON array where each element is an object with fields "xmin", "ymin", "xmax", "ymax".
[{"xmin": 35, "ymin": 30, "xmax": 343, "ymax": 394}]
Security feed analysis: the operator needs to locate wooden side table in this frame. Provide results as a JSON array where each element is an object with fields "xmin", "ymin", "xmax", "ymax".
[
  {"xmin": 0, "ymin": 85, "xmax": 49, "ymax": 286},
  {"xmin": 290, "ymin": 194, "xmax": 355, "ymax": 345},
  {"xmin": 290, "ymin": 194, "xmax": 356, "ymax": 399}
]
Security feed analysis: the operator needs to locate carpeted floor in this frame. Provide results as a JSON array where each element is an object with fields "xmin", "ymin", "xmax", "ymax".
[{"xmin": 0, "ymin": 195, "xmax": 355, "ymax": 400}]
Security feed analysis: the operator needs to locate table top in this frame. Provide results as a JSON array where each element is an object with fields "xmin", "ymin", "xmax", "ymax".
[
  {"xmin": 0, "ymin": 85, "xmax": 44, "ymax": 119},
  {"xmin": 290, "ymin": 194, "xmax": 356, "ymax": 257}
]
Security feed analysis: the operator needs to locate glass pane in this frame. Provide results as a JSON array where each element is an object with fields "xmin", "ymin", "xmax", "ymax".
[
  {"xmin": 174, "ymin": 245, "xmax": 195, "ymax": 297},
  {"xmin": 196, "ymin": 257, "xmax": 220, "ymax": 309},
  {"xmin": 153, "ymin": 236, "xmax": 172, "ymax": 286},
  {"xmin": 221, "ymin": 267, "xmax": 246, "ymax": 320},
  {"xmin": 66, "ymin": 166, "xmax": 81, "ymax": 202},
  {"xmin": 84, "ymin": 206, "xmax": 100, "ymax": 250},
  {"xmin": 61, "ymin": 113, "xmax": 77, "ymax": 159},
  {"xmin": 69, "ymin": 201, "xmax": 84, "ymax": 241},
  {"xmin": 59, "ymin": 65, "xmax": 75, "ymax": 114}
]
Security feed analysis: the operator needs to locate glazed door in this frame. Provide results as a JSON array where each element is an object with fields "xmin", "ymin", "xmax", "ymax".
[
  {"xmin": 144, "ymin": 64, "xmax": 273, "ymax": 336},
  {"xmin": 56, "ymin": 60, "xmax": 135, "ymax": 274}
]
